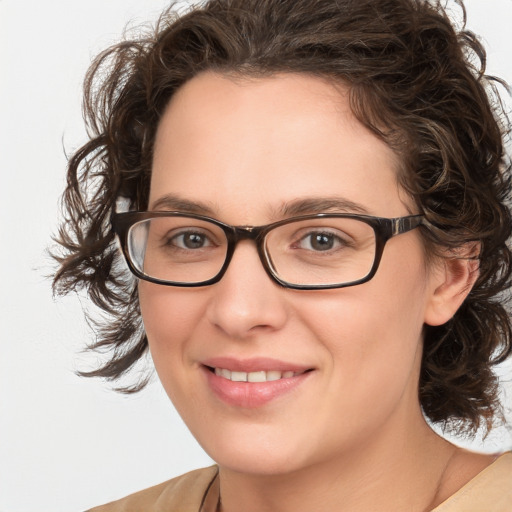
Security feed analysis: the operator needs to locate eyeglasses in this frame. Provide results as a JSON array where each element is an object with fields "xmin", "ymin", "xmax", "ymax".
[{"xmin": 112, "ymin": 211, "xmax": 424, "ymax": 290}]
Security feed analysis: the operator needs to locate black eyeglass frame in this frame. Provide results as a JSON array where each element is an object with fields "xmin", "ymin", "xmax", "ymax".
[{"xmin": 112, "ymin": 211, "xmax": 424, "ymax": 290}]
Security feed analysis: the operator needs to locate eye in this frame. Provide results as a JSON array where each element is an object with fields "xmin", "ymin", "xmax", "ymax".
[
  {"xmin": 168, "ymin": 231, "xmax": 214, "ymax": 250},
  {"xmin": 296, "ymin": 230, "xmax": 347, "ymax": 252}
]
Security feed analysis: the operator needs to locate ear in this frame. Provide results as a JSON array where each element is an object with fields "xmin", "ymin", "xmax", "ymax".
[{"xmin": 424, "ymin": 247, "xmax": 480, "ymax": 327}]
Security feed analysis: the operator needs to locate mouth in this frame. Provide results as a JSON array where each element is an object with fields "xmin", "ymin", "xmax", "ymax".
[
  {"xmin": 206, "ymin": 366, "xmax": 312, "ymax": 382},
  {"xmin": 201, "ymin": 359, "xmax": 315, "ymax": 408}
]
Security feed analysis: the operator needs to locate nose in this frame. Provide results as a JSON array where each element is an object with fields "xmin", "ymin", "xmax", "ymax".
[{"xmin": 205, "ymin": 240, "xmax": 288, "ymax": 339}]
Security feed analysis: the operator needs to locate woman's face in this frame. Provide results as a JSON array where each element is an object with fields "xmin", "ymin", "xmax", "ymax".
[{"xmin": 139, "ymin": 72, "xmax": 441, "ymax": 475}]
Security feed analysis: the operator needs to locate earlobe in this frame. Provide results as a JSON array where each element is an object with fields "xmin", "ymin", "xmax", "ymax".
[{"xmin": 424, "ymin": 254, "xmax": 480, "ymax": 327}]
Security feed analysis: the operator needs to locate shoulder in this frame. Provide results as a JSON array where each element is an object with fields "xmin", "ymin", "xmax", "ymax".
[
  {"xmin": 86, "ymin": 466, "xmax": 219, "ymax": 512},
  {"xmin": 432, "ymin": 452, "xmax": 512, "ymax": 512}
]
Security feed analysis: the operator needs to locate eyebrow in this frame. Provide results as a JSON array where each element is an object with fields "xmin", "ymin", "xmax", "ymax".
[
  {"xmin": 150, "ymin": 194, "xmax": 217, "ymax": 215},
  {"xmin": 149, "ymin": 194, "xmax": 370, "ymax": 219},
  {"xmin": 276, "ymin": 197, "xmax": 370, "ymax": 217}
]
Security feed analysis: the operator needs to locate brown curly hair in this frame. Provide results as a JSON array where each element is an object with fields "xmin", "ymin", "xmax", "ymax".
[{"xmin": 53, "ymin": 0, "xmax": 512, "ymax": 435}]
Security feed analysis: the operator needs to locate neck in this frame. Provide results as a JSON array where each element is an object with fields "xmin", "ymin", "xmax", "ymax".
[{"xmin": 217, "ymin": 411, "xmax": 456, "ymax": 512}]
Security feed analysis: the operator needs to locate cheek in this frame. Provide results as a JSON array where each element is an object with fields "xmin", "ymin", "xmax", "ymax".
[
  {"xmin": 297, "ymin": 247, "xmax": 428, "ymax": 398},
  {"xmin": 138, "ymin": 282, "xmax": 207, "ymax": 382},
  {"xmin": 139, "ymin": 282, "xmax": 206, "ymax": 337},
  {"xmin": 298, "ymin": 286, "xmax": 424, "ymax": 377}
]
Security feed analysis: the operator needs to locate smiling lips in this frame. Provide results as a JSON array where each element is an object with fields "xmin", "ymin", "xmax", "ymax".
[{"xmin": 202, "ymin": 358, "xmax": 313, "ymax": 408}]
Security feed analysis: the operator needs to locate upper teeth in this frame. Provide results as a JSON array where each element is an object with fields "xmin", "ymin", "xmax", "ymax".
[{"xmin": 214, "ymin": 368, "xmax": 302, "ymax": 382}]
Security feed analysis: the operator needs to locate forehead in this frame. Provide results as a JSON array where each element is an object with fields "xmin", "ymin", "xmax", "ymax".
[{"xmin": 150, "ymin": 72, "xmax": 408, "ymax": 221}]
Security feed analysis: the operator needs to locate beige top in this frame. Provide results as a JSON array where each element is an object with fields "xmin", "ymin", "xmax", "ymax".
[
  {"xmin": 87, "ymin": 452, "xmax": 512, "ymax": 512},
  {"xmin": 431, "ymin": 452, "xmax": 512, "ymax": 512},
  {"xmin": 87, "ymin": 465, "xmax": 220, "ymax": 512}
]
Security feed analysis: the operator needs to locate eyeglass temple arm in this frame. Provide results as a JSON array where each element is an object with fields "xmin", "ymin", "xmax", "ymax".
[{"xmin": 391, "ymin": 215, "xmax": 424, "ymax": 236}]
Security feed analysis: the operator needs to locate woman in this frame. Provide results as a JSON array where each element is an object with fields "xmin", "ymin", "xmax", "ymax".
[{"xmin": 53, "ymin": 0, "xmax": 512, "ymax": 510}]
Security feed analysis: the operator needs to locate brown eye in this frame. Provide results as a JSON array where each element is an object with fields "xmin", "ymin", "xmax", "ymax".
[{"xmin": 308, "ymin": 233, "xmax": 335, "ymax": 251}]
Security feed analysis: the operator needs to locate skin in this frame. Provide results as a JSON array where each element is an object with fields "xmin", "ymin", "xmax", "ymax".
[{"xmin": 139, "ymin": 72, "xmax": 491, "ymax": 512}]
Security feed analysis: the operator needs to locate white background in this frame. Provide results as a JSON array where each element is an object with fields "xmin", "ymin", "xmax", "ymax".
[{"xmin": 1, "ymin": 1, "xmax": 511, "ymax": 511}]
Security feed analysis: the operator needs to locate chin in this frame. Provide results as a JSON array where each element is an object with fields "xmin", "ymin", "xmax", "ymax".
[
  {"xmin": 214, "ymin": 450, "xmax": 307, "ymax": 476},
  {"xmin": 197, "ymin": 428, "xmax": 311, "ymax": 476}
]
